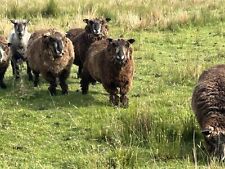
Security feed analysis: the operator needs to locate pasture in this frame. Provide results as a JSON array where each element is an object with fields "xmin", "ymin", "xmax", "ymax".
[{"xmin": 0, "ymin": 0, "xmax": 225, "ymax": 168}]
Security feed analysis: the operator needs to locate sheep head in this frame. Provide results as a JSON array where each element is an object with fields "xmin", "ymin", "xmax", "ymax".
[
  {"xmin": 42, "ymin": 32, "xmax": 65, "ymax": 59},
  {"xmin": 107, "ymin": 38, "xmax": 135, "ymax": 66},
  {"xmin": 10, "ymin": 19, "xmax": 30, "ymax": 39},
  {"xmin": 202, "ymin": 125, "xmax": 225, "ymax": 161},
  {"xmin": 83, "ymin": 17, "xmax": 111, "ymax": 37}
]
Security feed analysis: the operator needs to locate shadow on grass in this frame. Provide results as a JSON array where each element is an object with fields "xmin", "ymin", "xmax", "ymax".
[{"xmin": 0, "ymin": 76, "xmax": 109, "ymax": 111}]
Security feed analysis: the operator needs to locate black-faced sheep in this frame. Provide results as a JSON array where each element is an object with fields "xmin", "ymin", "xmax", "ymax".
[
  {"xmin": 26, "ymin": 29, "xmax": 74, "ymax": 95},
  {"xmin": 8, "ymin": 19, "xmax": 32, "ymax": 80},
  {"xmin": 192, "ymin": 64, "xmax": 225, "ymax": 160},
  {"xmin": 81, "ymin": 38, "xmax": 135, "ymax": 107},
  {"xmin": 72, "ymin": 17, "xmax": 111, "ymax": 78},
  {"xmin": 0, "ymin": 36, "xmax": 10, "ymax": 88}
]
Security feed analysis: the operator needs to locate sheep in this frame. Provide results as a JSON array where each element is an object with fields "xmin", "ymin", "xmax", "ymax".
[
  {"xmin": 192, "ymin": 64, "xmax": 225, "ymax": 160},
  {"xmin": 72, "ymin": 17, "xmax": 111, "ymax": 78},
  {"xmin": 66, "ymin": 28, "xmax": 83, "ymax": 43},
  {"xmin": 0, "ymin": 36, "xmax": 10, "ymax": 88},
  {"xmin": 26, "ymin": 29, "xmax": 74, "ymax": 95},
  {"xmin": 81, "ymin": 38, "xmax": 135, "ymax": 107},
  {"xmin": 8, "ymin": 19, "xmax": 32, "ymax": 80}
]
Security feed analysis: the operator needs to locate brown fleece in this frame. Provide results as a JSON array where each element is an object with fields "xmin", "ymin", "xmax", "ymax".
[
  {"xmin": 27, "ymin": 29, "xmax": 74, "ymax": 81},
  {"xmin": 81, "ymin": 38, "xmax": 134, "ymax": 106}
]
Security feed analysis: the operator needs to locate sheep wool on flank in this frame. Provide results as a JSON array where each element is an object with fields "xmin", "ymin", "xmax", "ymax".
[
  {"xmin": 192, "ymin": 64, "xmax": 225, "ymax": 160},
  {"xmin": 81, "ymin": 38, "xmax": 135, "ymax": 107},
  {"xmin": 26, "ymin": 29, "xmax": 75, "ymax": 95},
  {"xmin": 72, "ymin": 17, "xmax": 111, "ymax": 78},
  {"xmin": 66, "ymin": 28, "xmax": 84, "ymax": 43},
  {"xmin": 8, "ymin": 19, "xmax": 32, "ymax": 80},
  {"xmin": 0, "ymin": 36, "xmax": 10, "ymax": 89}
]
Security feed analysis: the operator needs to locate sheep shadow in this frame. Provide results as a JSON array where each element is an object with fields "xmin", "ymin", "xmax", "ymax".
[{"xmin": 0, "ymin": 75, "xmax": 110, "ymax": 111}]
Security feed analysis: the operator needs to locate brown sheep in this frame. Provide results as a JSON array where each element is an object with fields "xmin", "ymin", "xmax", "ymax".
[
  {"xmin": 26, "ymin": 29, "xmax": 74, "ymax": 95},
  {"xmin": 192, "ymin": 64, "xmax": 225, "ymax": 160},
  {"xmin": 72, "ymin": 17, "xmax": 111, "ymax": 78},
  {"xmin": 0, "ymin": 36, "xmax": 10, "ymax": 88},
  {"xmin": 81, "ymin": 38, "xmax": 135, "ymax": 107},
  {"xmin": 66, "ymin": 28, "xmax": 83, "ymax": 43}
]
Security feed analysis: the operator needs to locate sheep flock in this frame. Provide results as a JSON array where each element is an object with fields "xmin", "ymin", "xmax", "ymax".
[
  {"xmin": 1, "ymin": 17, "xmax": 225, "ymax": 161},
  {"xmin": 1, "ymin": 18, "xmax": 135, "ymax": 107}
]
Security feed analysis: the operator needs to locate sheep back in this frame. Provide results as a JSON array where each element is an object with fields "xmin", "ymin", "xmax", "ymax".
[{"xmin": 192, "ymin": 64, "xmax": 225, "ymax": 130}]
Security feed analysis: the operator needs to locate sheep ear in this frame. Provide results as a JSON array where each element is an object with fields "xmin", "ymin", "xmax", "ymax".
[
  {"xmin": 10, "ymin": 19, "xmax": 17, "ymax": 24},
  {"xmin": 107, "ymin": 38, "xmax": 113, "ymax": 44},
  {"xmin": 128, "ymin": 39, "xmax": 135, "ymax": 44},
  {"xmin": 43, "ymin": 32, "xmax": 50, "ymax": 38},
  {"xmin": 105, "ymin": 18, "xmax": 111, "ymax": 22},
  {"xmin": 83, "ymin": 19, "xmax": 89, "ymax": 23},
  {"xmin": 24, "ymin": 19, "xmax": 30, "ymax": 24}
]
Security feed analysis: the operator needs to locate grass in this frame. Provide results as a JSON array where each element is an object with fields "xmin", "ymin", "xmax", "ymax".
[{"xmin": 0, "ymin": 0, "xmax": 225, "ymax": 168}]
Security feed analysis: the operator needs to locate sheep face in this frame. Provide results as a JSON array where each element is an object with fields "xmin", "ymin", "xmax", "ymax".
[
  {"xmin": 107, "ymin": 38, "xmax": 135, "ymax": 66},
  {"xmin": 43, "ymin": 33, "xmax": 64, "ymax": 59},
  {"xmin": 202, "ymin": 126, "xmax": 225, "ymax": 160},
  {"xmin": 10, "ymin": 19, "xmax": 30, "ymax": 39},
  {"xmin": 83, "ymin": 18, "xmax": 111, "ymax": 37}
]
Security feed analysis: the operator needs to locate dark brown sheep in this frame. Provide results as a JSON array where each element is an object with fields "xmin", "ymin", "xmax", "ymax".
[
  {"xmin": 66, "ymin": 28, "xmax": 83, "ymax": 43},
  {"xmin": 192, "ymin": 64, "xmax": 225, "ymax": 160},
  {"xmin": 0, "ymin": 36, "xmax": 10, "ymax": 88},
  {"xmin": 26, "ymin": 29, "xmax": 74, "ymax": 95},
  {"xmin": 81, "ymin": 38, "xmax": 135, "ymax": 107},
  {"xmin": 72, "ymin": 17, "xmax": 111, "ymax": 78}
]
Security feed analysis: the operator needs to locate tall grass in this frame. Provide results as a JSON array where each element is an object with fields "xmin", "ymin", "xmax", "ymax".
[{"xmin": 0, "ymin": 0, "xmax": 224, "ymax": 31}]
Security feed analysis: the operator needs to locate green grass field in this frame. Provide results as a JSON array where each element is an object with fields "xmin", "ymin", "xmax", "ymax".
[{"xmin": 0, "ymin": 0, "xmax": 225, "ymax": 168}]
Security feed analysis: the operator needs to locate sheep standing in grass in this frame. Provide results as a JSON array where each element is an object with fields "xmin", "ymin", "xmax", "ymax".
[
  {"xmin": 81, "ymin": 38, "xmax": 135, "ymax": 107},
  {"xmin": 26, "ymin": 29, "xmax": 74, "ymax": 95},
  {"xmin": 0, "ymin": 36, "xmax": 10, "ymax": 88},
  {"xmin": 71, "ymin": 18, "xmax": 111, "ymax": 78},
  {"xmin": 192, "ymin": 64, "xmax": 225, "ymax": 160},
  {"xmin": 8, "ymin": 19, "xmax": 32, "ymax": 80}
]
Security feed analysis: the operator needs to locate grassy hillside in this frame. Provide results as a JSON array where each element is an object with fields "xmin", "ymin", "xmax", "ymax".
[{"xmin": 0, "ymin": 0, "xmax": 225, "ymax": 168}]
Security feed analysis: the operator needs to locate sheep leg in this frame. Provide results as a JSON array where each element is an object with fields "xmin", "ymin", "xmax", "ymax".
[
  {"xmin": 33, "ymin": 71, "xmax": 40, "ymax": 87},
  {"xmin": 77, "ymin": 65, "xmax": 82, "ymax": 78},
  {"xmin": 26, "ymin": 61, "xmax": 33, "ymax": 81},
  {"xmin": 0, "ymin": 67, "xmax": 7, "ymax": 89},
  {"xmin": 120, "ymin": 85, "xmax": 130, "ymax": 107},
  {"xmin": 59, "ymin": 70, "xmax": 69, "ymax": 95},
  {"xmin": 80, "ymin": 69, "xmax": 93, "ymax": 94},
  {"xmin": 11, "ymin": 59, "xmax": 20, "ymax": 79},
  {"xmin": 104, "ymin": 83, "xmax": 119, "ymax": 106},
  {"xmin": 46, "ymin": 72, "xmax": 57, "ymax": 96}
]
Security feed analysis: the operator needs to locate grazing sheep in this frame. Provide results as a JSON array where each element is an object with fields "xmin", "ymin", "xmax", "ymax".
[
  {"xmin": 0, "ymin": 36, "xmax": 10, "ymax": 88},
  {"xmin": 8, "ymin": 19, "xmax": 32, "ymax": 80},
  {"xmin": 72, "ymin": 17, "xmax": 111, "ymax": 78},
  {"xmin": 81, "ymin": 38, "xmax": 135, "ymax": 107},
  {"xmin": 192, "ymin": 64, "xmax": 225, "ymax": 160},
  {"xmin": 26, "ymin": 29, "xmax": 74, "ymax": 95}
]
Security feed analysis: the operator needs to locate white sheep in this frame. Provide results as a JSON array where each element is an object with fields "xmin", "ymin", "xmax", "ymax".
[{"xmin": 8, "ymin": 19, "xmax": 32, "ymax": 80}]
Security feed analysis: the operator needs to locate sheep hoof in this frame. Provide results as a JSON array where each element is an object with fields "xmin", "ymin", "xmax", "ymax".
[
  {"xmin": 82, "ymin": 90, "xmax": 88, "ymax": 95},
  {"xmin": 110, "ymin": 95, "xmax": 120, "ymax": 106},
  {"xmin": 120, "ymin": 96, "xmax": 129, "ymax": 108},
  {"xmin": 28, "ymin": 75, "xmax": 33, "ymax": 81},
  {"xmin": 62, "ymin": 90, "xmax": 68, "ymax": 95},
  {"xmin": 0, "ymin": 83, "xmax": 7, "ymax": 89},
  {"xmin": 48, "ymin": 87, "xmax": 57, "ymax": 96}
]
